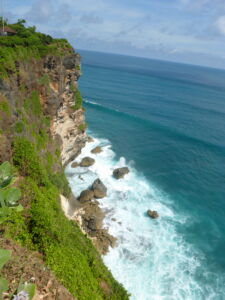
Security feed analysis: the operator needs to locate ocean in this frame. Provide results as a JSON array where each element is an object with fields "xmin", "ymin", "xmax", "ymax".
[{"xmin": 66, "ymin": 50, "xmax": 225, "ymax": 300}]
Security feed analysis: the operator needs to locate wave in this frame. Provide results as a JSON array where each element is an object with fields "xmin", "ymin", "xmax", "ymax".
[
  {"xmin": 83, "ymin": 99, "xmax": 225, "ymax": 156},
  {"xmin": 65, "ymin": 132, "xmax": 225, "ymax": 300}
]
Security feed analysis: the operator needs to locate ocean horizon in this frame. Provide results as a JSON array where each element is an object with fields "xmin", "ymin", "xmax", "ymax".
[{"xmin": 67, "ymin": 49, "xmax": 225, "ymax": 300}]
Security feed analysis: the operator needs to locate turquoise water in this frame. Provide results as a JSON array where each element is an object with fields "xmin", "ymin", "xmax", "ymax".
[{"xmin": 76, "ymin": 50, "xmax": 225, "ymax": 299}]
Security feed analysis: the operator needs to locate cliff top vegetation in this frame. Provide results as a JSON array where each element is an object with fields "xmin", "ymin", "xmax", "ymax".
[{"xmin": 0, "ymin": 18, "xmax": 73, "ymax": 78}]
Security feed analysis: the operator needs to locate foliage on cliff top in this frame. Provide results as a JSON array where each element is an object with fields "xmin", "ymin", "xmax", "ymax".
[{"xmin": 0, "ymin": 19, "xmax": 73, "ymax": 78}]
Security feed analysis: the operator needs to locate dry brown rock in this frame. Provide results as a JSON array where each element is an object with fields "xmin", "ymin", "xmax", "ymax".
[
  {"xmin": 80, "ymin": 156, "xmax": 95, "ymax": 167},
  {"xmin": 113, "ymin": 167, "xmax": 129, "ymax": 179},
  {"xmin": 78, "ymin": 190, "xmax": 94, "ymax": 203},
  {"xmin": 147, "ymin": 210, "xmax": 159, "ymax": 219},
  {"xmin": 91, "ymin": 146, "xmax": 102, "ymax": 154},
  {"xmin": 91, "ymin": 179, "xmax": 107, "ymax": 198}
]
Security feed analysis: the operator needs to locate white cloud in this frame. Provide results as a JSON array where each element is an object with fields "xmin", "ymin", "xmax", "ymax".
[{"xmin": 215, "ymin": 16, "xmax": 225, "ymax": 35}]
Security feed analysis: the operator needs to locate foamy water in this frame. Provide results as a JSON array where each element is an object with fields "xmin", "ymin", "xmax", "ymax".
[{"xmin": 65, "ymin": 133, "xmax": 223, "ymax": 300}]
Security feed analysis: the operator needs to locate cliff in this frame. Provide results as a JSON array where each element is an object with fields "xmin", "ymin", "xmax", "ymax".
[{"xmin": 0, "ymin": 21, "xmax": 129, "ymax": 300}]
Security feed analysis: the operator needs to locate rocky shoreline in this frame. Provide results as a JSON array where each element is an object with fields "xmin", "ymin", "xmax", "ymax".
[
  {"xmin": 50, "ymin": 53, "xmax": 158, "ymax": 256},
  {"xmin": 61, "ymin": 139, "xmax": 120, "ymax": 255}
]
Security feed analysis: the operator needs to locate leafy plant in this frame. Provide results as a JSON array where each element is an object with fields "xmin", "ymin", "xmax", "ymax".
[
  {"xmin": 0, "ymin": 162, "xmax": 22, "ymax": 224},
  {"xmin": 0, "ymin": 161, "xmax": 14, "ymax": 189},
  {"xmin": 0, "ymin": 248, "xmax": 11, "ymax": 300}
]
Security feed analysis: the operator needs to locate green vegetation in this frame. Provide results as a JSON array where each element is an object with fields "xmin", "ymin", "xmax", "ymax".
[
  {"xmin": 0, "ymin": 21, "xmax": 129, "ymax": 299},
  {"xmin": 0, "ymin": 247, "xmax": 36, "ymax": 300},
  {"xmin": 14, "ymin": 121, "xmax": 25, "ymax": 133},
  {"xmin": 24, "ymin": 91, "xmax": 41, "ymax": 116},
  {"xmin": 6, "ymin": 136, "xmax": 129, "ymax": 299},
  {"xmin": 0, "ymin": 248, "xmax": 11, "ymax": 299},
  {"xmin": 72, "ymin": 89, "xmax": 83, "ymax": 110},
  {"xmin": 0, "ymin": 87, "xmax": 128, "ymax": 298},
  {"xmin": 0, "ymin": 19, "xmax": 73, "ymax": 78},
  {"xmin": 78, "ymin": 122, "xmax": 87, "ymax": 132},
  {"xmin": 38, "ymin": 74, "xmax": 50, "ymax": 86},
  {"xmin": 0, "ymin": 100, "xmax": 10, "ymax": 115},
  {"xmin": 0, "ymin": 162, "xmax": 23, "ymax": 224}
]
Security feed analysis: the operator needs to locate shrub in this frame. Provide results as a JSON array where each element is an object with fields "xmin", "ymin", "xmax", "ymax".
[
  {"xmin": 72, "ymin": 90, "xmax": 83, "ymax": 110},
  {"xmin": 0, "ymin": 100, "xmax": 10, "ymax": 115},
  {"xmin": 78, "ymin": 122, "xmax": 87, "ymax": 132},
  {"xmin": 14, "ymin": 121, "xmax": 25, "ymax": 133},
  {"xmin": 12, "ymin": 138, "xmax": 49, "ymax": 186}
]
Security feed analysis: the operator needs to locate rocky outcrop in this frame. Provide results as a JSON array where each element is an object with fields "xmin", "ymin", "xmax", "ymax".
[
  {"xmin": 80, "ymin": 157, "xmax": 95, "ymax": 167},
  {"xmin": 50, "ymin": 53, "xmax": 87, "ymax": 166},
  {"xmin": 91, "ymin": 146, "xmax": 102, "ymax": 154},
  {"xmin": 91, "ymin": 179, "xmax": 107, "ymax": 199},
  {"xmin": 61, "ymin": 194, "xmax": 116, "ymax": 254},
  {"xmin": 147, "ymin": 210, "xmax": 159, "ymax": 219},
  {"xmin": 78, "ymin": 190, "xmax": 94, "ymax": 203},
  {"xmin": 113, "ymin": 167, "xmax": 129, "ymax": 179}
]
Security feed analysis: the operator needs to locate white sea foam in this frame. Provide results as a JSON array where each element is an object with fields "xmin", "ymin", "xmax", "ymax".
[{"xmin": 65, "ymin": 132, "xmax": 223, "ymax": 300}]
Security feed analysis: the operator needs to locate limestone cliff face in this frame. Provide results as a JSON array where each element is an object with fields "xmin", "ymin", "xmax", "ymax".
[
  {"xmin": 0, "ymin": 51, "xmax": 87, "ymax": 165},
  {"xmin": 43, "ymin": 54, "xmax": 87, "ymax": 165}
]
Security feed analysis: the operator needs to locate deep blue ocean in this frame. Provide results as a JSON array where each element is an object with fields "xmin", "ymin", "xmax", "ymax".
[{"xmin": 72, "ymin": 50, "xmax": 225, "ymax": 299}]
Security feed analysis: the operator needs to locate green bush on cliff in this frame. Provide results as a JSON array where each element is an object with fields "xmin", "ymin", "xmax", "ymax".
[
  {"xmin": 7, "ymin": 136, "xmax": 129, "ymax": 298},
  {"xmin": 72, "ymin": 89, "xmax": 83, "ymax": 110},
  {"xmin": 12, "ymin": 137, "xmax": 49, "ymax": 186}
]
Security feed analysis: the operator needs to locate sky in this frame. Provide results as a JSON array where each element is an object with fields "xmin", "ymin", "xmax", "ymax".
[{"xmin": 3, "ymin": 0, "xmax": 225, "ymax": 69}]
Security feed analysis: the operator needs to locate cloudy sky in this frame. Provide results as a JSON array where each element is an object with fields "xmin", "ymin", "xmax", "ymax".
[{"xmin": 3, "ymin": 0, "xmax": 225, "ymax": 68}]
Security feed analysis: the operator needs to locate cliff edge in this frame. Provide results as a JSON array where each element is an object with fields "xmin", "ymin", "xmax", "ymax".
[{"xmin": 0, "ymin": 20, "xmax": 129, "ymax": 300}]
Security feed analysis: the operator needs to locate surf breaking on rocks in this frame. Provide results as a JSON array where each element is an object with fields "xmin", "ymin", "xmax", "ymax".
[{"xmin": 65, "ymin": 131, "xmax": 221, "ymax": 300}]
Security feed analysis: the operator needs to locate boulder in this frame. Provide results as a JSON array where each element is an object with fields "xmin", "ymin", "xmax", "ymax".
[
  {"xmin": 113, "ymin": 167, "xmax": 129, "ymax": 179},
  {"xmin": 147, "ymin": 210, "xmax": 159, "ymax": 219},
  {"xmin": 91, "ymin": 146, "xmax": 102, "ymax": 154},
  {"xmin": 91, "ymin": 179, "xmax": 107, "ymax": 198},
  {"xmin": 79, "ymin": 157, "xmax": 95, "ymax": 167},
  {"xmin": 71, "ymin": 161, "xmax": 79, "ymax": 168},
  {"xmin": 78, "ymin": 190, "xmax": 94, "ymax": 203}
]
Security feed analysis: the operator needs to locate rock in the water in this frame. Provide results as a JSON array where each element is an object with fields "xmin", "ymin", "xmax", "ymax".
[
  {"xmin": 87, "ymin": 136, "xmax": 94, "ymax": 143},
  {"xmin": 147, "ymin": 210, "xmax": 159, "ymax": 219},
  {"xmin": 91, "ymin": 179, "xmax": 107, "ymax": 198},
  {"xmin": 113, "ymin": 167, "xmax": 129, "ymax": 179},
  {"xmin": 78, "ymin": 190, "xmax": 94, "ymax": 203},
  {"xmin": 91, "ymin": 146, "xmax": 102, "ymax": 154},
  {"xmin": 80, "ymin": 156, "xmax": 95, "ymax": 167},
  {"xmin": 71, "ymin": 161, "xmax": 79, "ymax": 168}
]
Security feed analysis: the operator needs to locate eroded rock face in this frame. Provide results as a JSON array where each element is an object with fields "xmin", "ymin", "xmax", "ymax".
[
  {"xmin": 91, "ymin": 179, "xmax": 107, "ymax": 198},
  {"xmin": 91, "ymin": 146, "xmax": 102, "ymax": 154},
  {"xmin": 147, "ymin": 210, "xmax": 159, "ymax": 219},
  {"xmin": 80, "ymin": 157, "xmax": 95, "ymax": 167},
  {"xmin": 50, "ymin": 53, "xmax": 87, "ymax": 166},
  {"xmin": 113, "ymin": 167, "xmax": 129, "ymax": 179},
  {"xmin": 78, "ymin": 190, "xmax": 94, "ymax": 203},
  {"xmin": 63, "ymin": 54, "xmax": 81, "ymax": 70}
]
